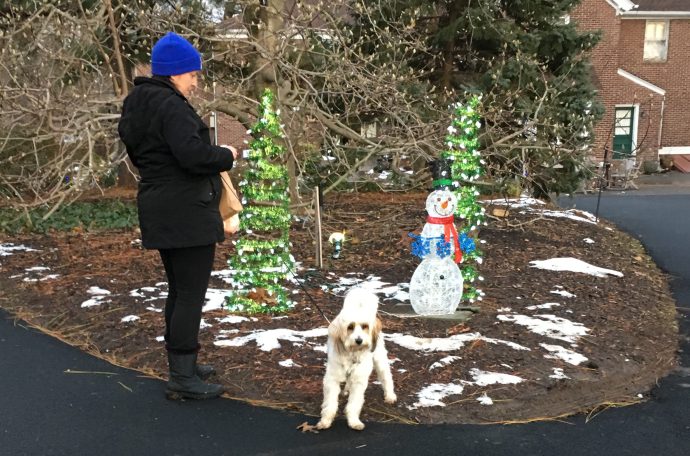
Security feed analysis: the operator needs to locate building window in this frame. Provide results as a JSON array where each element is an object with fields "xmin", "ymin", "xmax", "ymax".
[{"xmin": 644, "ymin": 20, "xmax": 669, "ymax": 62}]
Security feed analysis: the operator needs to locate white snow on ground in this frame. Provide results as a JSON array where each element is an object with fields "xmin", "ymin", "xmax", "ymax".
[
  {"xmin": 81, "ymin": 286, "xmax": 112, "ymax": 308},
  {"xmin": 329, "ymin": 274, "xmax": 405, "ymax": 298},
  {"xmin": 526, "ymin": 303, "xmax": 560, "ymax": 310},
  {"xmin": 484, "ymin": 198, "xmax": 597, "ymax": 224},
  {"xmin": 202, "ymin": 288, "xmax": 235, "ymax": 312},
  {"xmin": 534, "ymin": 209, "xmax": 597, "ymax": 224},
  {"xmin": 541, "ymin": 343, "xmax": 589, "ymax": 365},
  {"xmin": 121, "ymin": 315, "xmax": 140, "ymax": 323},
  {"xmin": 550, "ymin": 289, "xmax": 576, "ymax": 298},
  {"xmin": 9, "ymin": 266, "xmax": 59, "ymax": 282},
  {"xmin": 411, "ymin": 383, "xmax": 465, "ymax": 408},
  {"xmin": 469, "ymin": 368, "xmax": 524, "ymax": 386},
  {"xmin": 88, "ymin": 286, "xmax": 111, "ymax": 295},
  {"xmin": 214, "ymin": 327, "xmax": 328, "ymax": 351},
  {"xmin": 429, "ymin": 356, "xmax": 462, "ymax": 371},
  {"xmin": 477, "ymin": 393, "xmax": 494, "ymax": 405},
  {"xmin": 129, "ymin": 286, "xmax": 167, "ymax": 301},
  {"xmin": 550, "ymin": 368, "xmax": 570, "ymax": 379},
  {"xmin": 386, "ymin": 332, "xmax": 530, "ymax": 352},
  {"xmin": 485, "ymin": 196, "xmax": 545, "ymax": 207},
  {"xmin": 497, "ymin": 314, "xmax": 589, "ymax": 344},
  {"xmin": 584, "ymin": 238, "xmax": 595, "ymax": 244},
  {"xmin": 530, "ymin": 257, "xmax": 623, "ymax": 277},
  {"xmin": 279, "ymin": 359, "xmax": 297, "ymax": 367},
  {"xmin": 0, "ymin": 243, "xmax": 38, "ymax": 258},
  {"xmin": 217, "ymin": 315, "xmax": 250, "ymax": 324},
  {"xmin": 409, "ymin": 370, "xmax": 524, "ymax": 409}
]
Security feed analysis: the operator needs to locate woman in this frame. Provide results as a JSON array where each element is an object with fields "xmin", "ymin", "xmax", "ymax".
[{"xmin": 118, "ymin": 32, "xmax": 238, "ymax": 400}]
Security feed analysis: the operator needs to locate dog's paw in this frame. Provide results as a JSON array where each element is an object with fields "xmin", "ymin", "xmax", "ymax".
[
  {"xmin": 348, "ymin": 419, "xmax": 365, "ymax": 431},
  {"xmin": 315, "ymin": 419, "xmax": 332, "ymax": 430},
  {"xmin": 384, "ymin": 392, "xmax": 397, "ymax": 404}
]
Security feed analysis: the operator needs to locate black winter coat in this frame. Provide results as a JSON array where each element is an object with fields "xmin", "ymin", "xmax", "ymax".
[{"xmin": 118, "ymin": 76, "xmax": 235, "ymax": 249}]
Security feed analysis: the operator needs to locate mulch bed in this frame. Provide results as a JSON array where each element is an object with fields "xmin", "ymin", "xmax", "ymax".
[{"xmin": 0, "ymin": 191, "xmax": 679, "ymax": 425}]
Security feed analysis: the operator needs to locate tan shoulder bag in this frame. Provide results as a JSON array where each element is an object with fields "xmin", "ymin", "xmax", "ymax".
[{"xmin": 219, "ymin": 171, "xmax": 243, "ymax": 235}]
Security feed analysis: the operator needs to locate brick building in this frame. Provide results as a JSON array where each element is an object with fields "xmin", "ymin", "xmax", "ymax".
[{"xmin": 571, "ymin": 0, "xmax": 690, "ymax": 172}]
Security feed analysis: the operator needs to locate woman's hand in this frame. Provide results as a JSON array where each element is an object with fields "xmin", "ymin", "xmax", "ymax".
[{"xmin": 221, "ymin": 144, "xmax": 239, "ymax": 160}]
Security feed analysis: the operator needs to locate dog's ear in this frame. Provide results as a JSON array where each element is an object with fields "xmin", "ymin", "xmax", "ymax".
[
  {"xmin": 371, "ymin": 317, "xmax": 382, "ymax": 352},
  {"xmin": 328, "ymin": 317, "xmax": 347, "ymax": 356}
]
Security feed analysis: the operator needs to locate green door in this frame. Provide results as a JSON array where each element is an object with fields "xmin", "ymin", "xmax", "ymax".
[{"xmin": 613, "ymin": 107, "xmax": 635, "ymax": 159}]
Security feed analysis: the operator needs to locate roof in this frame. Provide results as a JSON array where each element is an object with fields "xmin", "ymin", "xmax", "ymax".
[
  {"xmin": 618, "ymin": 0, "xmax": 690, "ymax": 17},
  {"xmin": 633, "ymin": 0, "xmax": 690, "ymax": 12}
]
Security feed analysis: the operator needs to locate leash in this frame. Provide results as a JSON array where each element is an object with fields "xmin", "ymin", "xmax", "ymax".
[{"xmin": 277, "ymin": 255, "xmax": 331, "ymax": 324}]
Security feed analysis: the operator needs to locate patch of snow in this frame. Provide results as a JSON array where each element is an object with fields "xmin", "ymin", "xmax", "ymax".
[
  {"xmin": 470, "ymin": 368, "xmax": 524, "ymax": 386},
  {"xmin": 526, "ymin": 303, "xmax": 560, "ymax": 310},
  {"xmin": 477, "ymin": 393, "xmax": 494, "ymax": 405},
  {"xmin": 87, "ymin": 286, "xmax": 110, "ymax": 295},
  {"xmin": 429, "ymin": 356, "xmax": 462, "ymax": 371},
  {"xmin": 202, "ymin": 288, "xmax": 234, "ymax": 312},
  {"xmin": 410, "ymin": 383, "xmax": 465, "ymax": 409},
  {"xmin": 583, "ymin": 238, "xmax": 595, "ymax": 244},
  {"xmin": 550, "ymin": 368, "xmax": 570, "ymax": 379},
  {"xmin": 217, "ymin": 315, "xmax": 250, "ymax": 324},
  {"xmin": 541, "ymin": 344, "xmax": 589, "ymax": 365},
  {"xmin": 0, "ymin": 243, "xmax": 38, "ymax": 257},
  {"xmin": 13, "ymin": 266, "xmax": 60, "ymax": 282},
  {"xmin": 536, "ymin": 209, "xmax": 597, "ymax": 224},
  {"xmin": 311, "ymin": 344, "xmax": 327, "ymax": 353},
  {"xmin": 332, "ymin": 275, "xmax": 404, "ymax": 298},
  {"xmin": 81, "ymin": 296, "xmax": 110, "ymax": 308},
  {"xmin": 550, "ymin": 289, "xmax": 576, "ymax": 298},
  {"xmin": 386, "ymin": 332, "xmax": 530, "ymax": 352},
  {"xmin": 497, "ymin": 314, "xmax": 589, "ymax": 343},
  {"xmin": 530, "ymin": 257, "xmax": 623, "ymax": 278},
  {"xmin": 200, "ymin": 319, "xmax": 212, "ymax": 329},
  {"xmin": 214, "ymin": 327, "xmax": 328, "ymax": 351},
  {"xmin": 485, "ymin": 197, "xmax": 545, "ymax": 207},
  {"xmin": 279, "ymin": 359, "xmax": 297, "ymax": 367},
  {"xmin": 121, "ymin": 315, "xmax": 140, "ymax": 323}
]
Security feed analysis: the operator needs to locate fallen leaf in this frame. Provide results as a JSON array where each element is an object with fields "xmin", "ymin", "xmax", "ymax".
[{"xmin": 296, "ymin": 421, "xmax": 319, "ymax": 433}]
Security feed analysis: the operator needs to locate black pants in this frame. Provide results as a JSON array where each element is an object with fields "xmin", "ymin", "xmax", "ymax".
[{"xmin": 159, "ymin": 244, "xmax": 216, "ymax": 353}]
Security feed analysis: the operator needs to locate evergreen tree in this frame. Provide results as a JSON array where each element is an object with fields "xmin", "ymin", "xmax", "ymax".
[{"xmin": 349, "ymin": 0, "xmax": 603, "ymax": 197}]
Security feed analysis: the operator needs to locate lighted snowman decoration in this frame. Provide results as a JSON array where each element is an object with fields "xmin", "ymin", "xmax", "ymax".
[
  {"xmin": 408, "ymin": 188, "xmax": 464, "ymax": 315},
  {"xmin": 420, "ymin": 189, "xmax": 462, "ymax": 262}
]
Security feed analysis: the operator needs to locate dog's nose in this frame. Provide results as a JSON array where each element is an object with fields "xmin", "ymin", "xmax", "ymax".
[{"xmin": 355, "ymin": 337, "xmax": 363, "ymax": 345}]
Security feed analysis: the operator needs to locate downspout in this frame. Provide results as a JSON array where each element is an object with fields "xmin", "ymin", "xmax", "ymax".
[{"xmin": 658, "ymin": 95, "xmax": 665, "ymax": 161}]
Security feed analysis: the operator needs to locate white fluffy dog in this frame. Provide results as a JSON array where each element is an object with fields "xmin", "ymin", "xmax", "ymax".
[{"xmin": 316, "ymin": 288, "xmax": 397, "ymax": 431}]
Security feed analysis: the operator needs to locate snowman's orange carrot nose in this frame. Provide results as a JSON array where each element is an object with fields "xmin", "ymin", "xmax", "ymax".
[{"xmin": 441, "ymin": 201, "xmax": 448, "ymax": 209}]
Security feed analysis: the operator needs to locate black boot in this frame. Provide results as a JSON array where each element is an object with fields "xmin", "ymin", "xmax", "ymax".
[
  {"xmin": 196, "ymin": 363, "xmax": 215, "ymax": 381},
  {"xmin": 166, "ymin": 353, "xmax": 224, "ymax": 400}
]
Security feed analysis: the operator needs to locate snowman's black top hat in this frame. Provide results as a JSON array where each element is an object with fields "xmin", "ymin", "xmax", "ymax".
[{"xmin": 428, "ymin": 158, "xmax": 454, "ymax": 190}]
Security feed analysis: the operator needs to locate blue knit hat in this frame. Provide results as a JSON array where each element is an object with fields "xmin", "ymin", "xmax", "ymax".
[{"xmin": 151, "ymin": 32, "xmax": 202, "ymax": 76}]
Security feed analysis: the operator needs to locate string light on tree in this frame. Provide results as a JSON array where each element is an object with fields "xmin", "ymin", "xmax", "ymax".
[
  {"xmin": 226, "ymin": 89, "xmax": 294, "ymax": 314},
  {"xmin": 441, "ymin": 95, "xmax": 486, "ymax": 303}
]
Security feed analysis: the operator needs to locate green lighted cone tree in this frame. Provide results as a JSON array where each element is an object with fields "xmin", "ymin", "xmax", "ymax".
[
  {"xmin": 226, "ymin": 89, "xmax": 294, "ymax": 314},
  {"xmin": 441, "ymin": 95, "xmax": 486, "ymax": 303}
]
